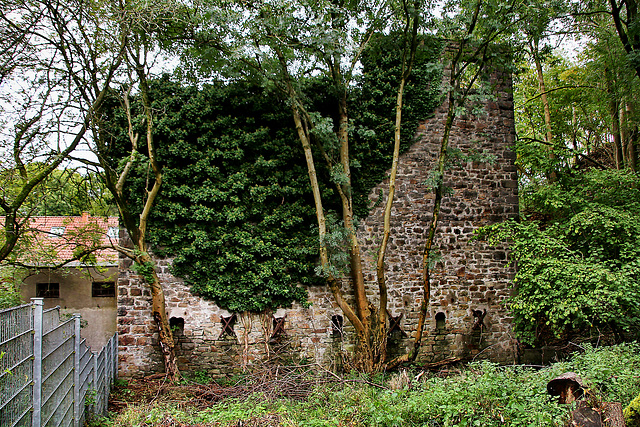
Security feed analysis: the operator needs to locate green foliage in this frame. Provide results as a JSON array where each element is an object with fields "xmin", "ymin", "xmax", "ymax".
[
  {"xmin": 314, "ymin": 213, "xmax": 353, "ymax": 279},
  {"xmin": 182, "ymin": 370, "xmax": 213, "ymax": 385},
  {"xmin": 0, "ymin": 267, "xmax": 26, "ymax": 309},
  {"xmin": 105, "ymin": 78, "xmax": 318, "ymax": 312},
  {"xmin": 513, "ymin": 17, "xmax": 640, "ymax": 180},
  {"xmin": 349, "ymin": 33, "xmax": 444, "ymax": 218},
  {"xmin": 106, "ymin": 34, "xmax": 444, "ymax": 314},
  {"xmin": 479, "ymin": 169, "xmax": 640, "ymax": 345},
  {"xmin": 130, "ymin": 259, "xmax": 157, "ymax": 285},
  {"xmin": 562, "ymin": 343, "xmax": 640, "ymax": 405},
  {"xmin": 108, "ymin": 343, "xmax": 640, "ymax": 427},
  {"xmin": 0, "ymin": 166, "xmax": 115, "ymax": 217}
]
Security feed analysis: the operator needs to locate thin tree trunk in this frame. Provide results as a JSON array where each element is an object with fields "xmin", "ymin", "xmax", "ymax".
[
  {"xmin": 289, "ymin": 87, "xmax": 365, "ymax": 337},
  {"xmin": 611, "ymin": 101, "xmax": 623, "ymax": 169},
  {"xmin": 103, "ymin": 52, "xmax": 180, "ymax": 380},
  {"xmin": 572, "ymin": 106, "xmax": 579, "ymax": 165},
  {"xmin": 135, "ymin": 54, "xmax": 180, "ymax": 381},
  {"xmin": 604, "ymin": 67, "xmax": 623, "ymax": 169},
  {"xmin": 623, "ymin": 103, "xmax": 638, "ymax": 171},
  {"xmin": 387, "ymin": 58, "xmax": 463, "ymax": 369},
  {"xmin": 387, "ymin": 0, "xmax": 485, "ymax": 368},
  {"xmin": 532, "ymin": 41, "xmax": 556, "ymax": 181},
  {"xmin": 375, "ymin": 0, "xmax": 420, "ymax": 369}
]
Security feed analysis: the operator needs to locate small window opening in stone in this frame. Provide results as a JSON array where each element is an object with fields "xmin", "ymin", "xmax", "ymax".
[
  {"xmin": 269, "ymin": 316, "xmax": 286, "ymax": 343},
  {"xmin": 331, "ymin": 314, "xmax": 343, "ymax": 335},
  {"xmin": 435, "ymin": 312, "xmax": 446, "ymax": 331},
  {"xmin": 219, "ymin": 314, "xmax": 237, "ymax": 339},
  {"xmin": 388, "ymin": 313, "xmax": 407, "ymax": 337},
  {"xmin": 170, "ymin": 317, "xmax": 184, "ymax": 335},
  {"xmin": 472, "ymin": 309, "xmax": 487, "ymax": 331}
]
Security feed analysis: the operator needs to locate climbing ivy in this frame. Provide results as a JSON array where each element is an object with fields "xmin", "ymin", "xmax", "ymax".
[
  {"xmin": 110, "ymin": 35, "xmax": 444, "ymax": 313},
  {"xmin": 349, "ymin": 34, "xmax": 444, "ymax": 217}
]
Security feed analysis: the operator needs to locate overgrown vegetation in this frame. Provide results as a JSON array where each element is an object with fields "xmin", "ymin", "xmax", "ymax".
[
  {"xmin": 0, "ymin": 267, "xmax": 24, "ymax": 309},
  {"xmin": 99, "ymin": 343, "xmax": 640, "ymax": 426},
  {"xmin": 479, "ymin": 169, "xmax": 640, "ymax": 346}
]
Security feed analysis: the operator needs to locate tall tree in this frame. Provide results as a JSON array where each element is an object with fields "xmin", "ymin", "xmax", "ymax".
[
  {"xmin": 89, "ymin": 1, "xmax": 191, "ymax": 380},
  {"xmin": 0, "ymin": 0, "xmax": 127, "ymax": 262},
  {"xmin": 607, "ymin": 0, "xmax": 640, "ymax": 79},
  {"xmin": 520, "ymin": 0, "xmax": 568, "ymax": 181},
  {"xmin": 389, "ymin": 0, "xmax": 523, "ymax": 366}
]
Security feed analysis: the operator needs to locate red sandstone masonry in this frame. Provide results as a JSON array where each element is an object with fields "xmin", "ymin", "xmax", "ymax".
[{"xmin": 117, "ymin": 63, "xmax": 518, "ymax": 377}]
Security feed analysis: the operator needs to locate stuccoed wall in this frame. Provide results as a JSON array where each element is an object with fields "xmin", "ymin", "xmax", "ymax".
[
  {"xmin": 22, "ymin": 266, "xmax": 118, "ymax": 349},
  {"xmin": 117, "ymin": 65, "xmax": 518, "ymax": 377}
]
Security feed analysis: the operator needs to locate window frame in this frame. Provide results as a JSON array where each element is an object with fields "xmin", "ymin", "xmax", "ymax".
[
  {"xmin": 91, "ymin": 281, "xmax": 116, "ymax": 297},
  {"xmin": 36, "ymin": 282, "xmax": 60, "ymax": 298}
]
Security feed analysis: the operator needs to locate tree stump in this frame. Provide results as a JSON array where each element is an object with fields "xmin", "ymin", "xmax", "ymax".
[{"xmin": 602, "ymin": 402, "xmax": 626, "ymax": 427}]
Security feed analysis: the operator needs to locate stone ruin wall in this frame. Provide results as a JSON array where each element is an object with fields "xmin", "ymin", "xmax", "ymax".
[
  {"xmin": 357, "ymin": 66, "xmax": 519, "ymax": 363},
  {"xmin": 117, "ymin": 65, "xmax": 518, "ymax": 377}
]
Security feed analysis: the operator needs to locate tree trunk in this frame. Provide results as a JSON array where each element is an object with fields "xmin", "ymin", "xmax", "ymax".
[
  {"xmin": 604, "ymin": 66, "xmax": 623, "ymax": 169},
  {"xmin": 533, "ymin": 42, "xmax": 556, "ymax": 181},
  {"xmin": 611, "ymin": 100, "xmax": 623, "ymax": 169},
  {"xmin": 387, "ymin": 61, "xmax": 459, "ymax": 369},
  {"xmin": 136, "ymin": 249, "xmax": 179, "ymax": 380},
  {"xmin": 602, "ymin": 402, "xmax": 625, "ymax": 427},
  {"xmin": 623, "ymin": 103, "xmax": 638, "ymax": 171},
  {"xmin": 100, "ymin": 49, "xmax": 181, "ymax": 380},
  {"xmin": 336, "ymin": 96, "xmax": 373, "ymax": 371},
  {"xmin": 376, "ymin": 4, "xmax": 420, "ymax": 369}
]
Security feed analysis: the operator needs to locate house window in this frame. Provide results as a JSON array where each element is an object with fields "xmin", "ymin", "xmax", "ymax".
[
  {"xmin": 49, "ymin": 226, "xmax": 65, "ymax": 237},
  {"xmin": 92, "ymin": 281, "xmax": 116, "ymax": 297},
  {"xmin": 36, "ymin": 283, "xmax": 60, "ymax": 298},
  {"xmin": 107, "ymin": 227, "xmax": 119, "ymax": 239}
]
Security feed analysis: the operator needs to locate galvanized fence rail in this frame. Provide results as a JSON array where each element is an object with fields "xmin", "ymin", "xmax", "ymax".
[{"xmin": 1, "ymin": 298, "xmax": 118, "ymax": 427}]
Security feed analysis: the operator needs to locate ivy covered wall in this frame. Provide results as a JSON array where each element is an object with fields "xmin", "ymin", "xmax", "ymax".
[
  {"xmin": 115, "ymin": 38, "xmax": 518, "ymax": 375},
  {"xmin": 112, "ymin": 35, "xmax": 444, "ymax": 314}
]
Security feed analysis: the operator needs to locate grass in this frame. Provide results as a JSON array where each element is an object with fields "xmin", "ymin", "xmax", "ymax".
[{"xmin": 95, "ymin": 342, "xmax": 640, "ymax": 427}]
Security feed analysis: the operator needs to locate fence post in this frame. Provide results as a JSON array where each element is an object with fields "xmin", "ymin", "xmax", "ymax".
[
  {"xmin": 103, "ymin": 345, "xmax": 109, "ymax": 413},
  {"xmin": 92, "ymin": 352, "xmax": 98, "ymax": 418},
  {"xmin": 31, "ymin": 298, "xmax": 44, "ymax": 427},
  {"xmin": 73, "ymin": 314, "xmax": 81, "ymax": 427},
  {"xmin": 113, "ymin": 333, "xmax": 118, "ymax": 381},
  {"xmin": 105, "ymin": 338, "xmax": 111, "ymax": 391},
  {"xmin": 115, "ymin": 332, "xmax": 119, "ymax": 381}
]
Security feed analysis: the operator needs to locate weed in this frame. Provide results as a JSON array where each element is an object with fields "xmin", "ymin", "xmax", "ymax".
[{"xmin": 106, "ymin": 344, "xmax": 640, "ymax": 427}]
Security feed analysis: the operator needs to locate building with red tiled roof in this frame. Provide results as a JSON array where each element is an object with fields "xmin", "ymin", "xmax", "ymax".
[
  {"xmin": 19, "ymin": 212, "xmax": 119, "ymax": 266},
  {"xmin": 16, "ymin": 213, "xmax": 120, "ymax": 349}
]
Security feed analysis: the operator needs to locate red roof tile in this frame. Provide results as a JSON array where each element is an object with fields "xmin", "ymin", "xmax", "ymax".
[{"xmin": 13, "ymin": 213, "xmax": 119, "ymax": 266}]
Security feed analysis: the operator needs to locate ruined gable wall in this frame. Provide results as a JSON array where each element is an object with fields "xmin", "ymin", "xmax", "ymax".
[
  {"xmin": 117, "ymin": 65, "xmax": 518, "ymax": 377},
  {"xmin": 356, "ymin": 66, "xmax": 519, "ymax": 363}
]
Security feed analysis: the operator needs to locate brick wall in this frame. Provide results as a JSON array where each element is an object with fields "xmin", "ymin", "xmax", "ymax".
[{"xmin": 117, "ymin": 63, "xmax": 518, "ymax": 377}]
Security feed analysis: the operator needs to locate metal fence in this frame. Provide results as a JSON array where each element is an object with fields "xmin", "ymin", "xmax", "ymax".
[{"xmin": 1, "ymin": 298, "xmax": 118, "ymax": 427}]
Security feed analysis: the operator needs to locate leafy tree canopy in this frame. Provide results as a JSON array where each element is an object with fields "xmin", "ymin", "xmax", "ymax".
[{"xmin": 0, "ymin": 166, "xmax": 115, "ymax": 217}]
